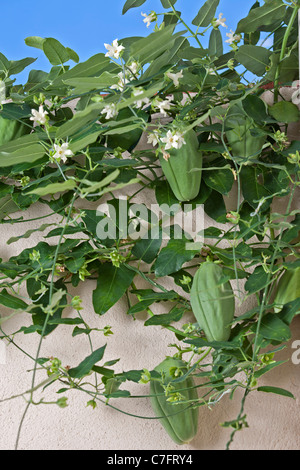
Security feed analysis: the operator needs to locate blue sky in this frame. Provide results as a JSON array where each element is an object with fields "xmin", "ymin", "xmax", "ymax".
[{"xmin": 1, "ymin": 0, "xmax": 255, "ymax": 83}]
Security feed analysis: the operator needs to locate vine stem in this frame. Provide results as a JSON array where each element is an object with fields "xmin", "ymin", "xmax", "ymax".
[
  {"xmin": 225, "ymin": 175, "xmax": 298, "ymax": 449},
  {"xmin": 274, "ymin": 5, "xmax": 299, "ymax": 102},
  {"xmin": 14, "ymin": 189, "xmax": 79, "ymax": 450}
]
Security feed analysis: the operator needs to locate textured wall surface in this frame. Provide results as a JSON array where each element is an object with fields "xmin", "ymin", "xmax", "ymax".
[{"xmin": 0, "ymin": 102, "xmax": 299, "ymax": 451}]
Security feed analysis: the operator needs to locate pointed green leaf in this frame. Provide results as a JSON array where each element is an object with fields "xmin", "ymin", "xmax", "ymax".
[
  {"xmin": 122, "ymin": 0, "xmax": 147, "ymax": 14},
  {"xmin": 192, "ymin": 0, "xmax": 220, "ymax": 28},
  {"xmin": 43, "ymin": 38, "xmax": 70, "ymax": 65},
  {"xmin": 269, "ymin": 101, "xmax": 299, "ymax": 123},
  {"xmin": 68, "ymin": 345, "xmax": 107, "ymax": 378},
  {"xmin": 257, "ymin": 386, "xmax": 294, "ymax": 399},
  {"xmin": 236, "ymin": 0, "xmax": 287, "ymax": 34},
  {"xmin": 27, "ymin": 179, "xmax": 77, "ymax": 196},
  {"xmin": 25, "ymin": 36, "xmax": 45, "ymax": 50},
  {"xmin": 235, "ymin": 45, "xmax": 271, "ymax": 76},
  {"xmin": 153, "ymin": 238, "xmax": 198, "ymax": 277},
  {"xmin": 93, "ymin": 264, "xmax": 135, "ymax": 315}
]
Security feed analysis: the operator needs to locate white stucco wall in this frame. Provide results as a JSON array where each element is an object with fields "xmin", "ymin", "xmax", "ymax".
[{"xmin": 0, "ymin": 97, "xmax": 299, "ymax": 451}]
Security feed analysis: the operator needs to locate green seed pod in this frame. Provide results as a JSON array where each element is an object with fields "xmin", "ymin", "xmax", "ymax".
[
  {"xmin": 159, "ymin": 129, "xmax": 202, "ymax": 202},
  {"xmin": 225, "ymin": 103, "xmax": 266, "ymax": 159},
  {"xmin": 190, "ymin": 261, "xmax": 235, "ymax": 342},
  {"xmin": 0, "ymin": 115, "xmax": 30, "ymax": 147},
  {"xmin": 273, "ymin": 267, "xmax": 300, "ymax": 313},
  {"xmin": 150, "ymin": 357, "xmax": 199, "ymax": 445}
]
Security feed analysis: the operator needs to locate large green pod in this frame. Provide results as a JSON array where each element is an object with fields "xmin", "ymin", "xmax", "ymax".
[
  {"xmin": 150, "ymin": 357, "xmax": 199, "ymax": 445},
  {"xmin": 159, "ymin": 129, "xmax": 202, "ymax": 202},
  {"xmin": 273, "ymin": 267, "xmax": 300, "ymax": 313},
  {"xmin": 190, "ymin": 261, "xmax": 235, "ymax": 342},
  {"xmin": 0, "ymin": 115, "xmax": 30, "ymax": 147},
  {"xmin": 225, "ymin": 103, "xmax": 266, "ymax": 159}
]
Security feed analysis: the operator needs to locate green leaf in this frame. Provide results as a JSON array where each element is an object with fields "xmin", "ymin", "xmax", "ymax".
[
  {"xmin": 43, "ymin": 38, "xmax": 70, "ymax": 65},
  {"xmin": 144, "ymin": 306, "xmax": 185, "ymax": 326},
  {"xmin": 7, "ymin": 223, "xmax": 53, "ymax": 245},
  {"xmin": 68, "ymin": 345, "xmax": 107, "ymax": 379},
  {"xmin": 208, "ymin": 28, "xmax": 223, "ymax": 58},
  {"xmin": 66, "ymin": 47, "xmax": 79, "ymax": 63},
  {"xmin": 24, "ymin": 36, "xmax": 45, "ymax": 50},
  {"xmin": 63, "ymin": 72, "xmax": 119, "ymax": 93},
  {"xmin": 0, "ymin": 144, "xmax": 45, "ymax": 168},
  {"xmin": 128, "ymin": 289, "xmax": 178, "ymax": 314},
  {"xmin": 0, "ymin": 195, "xmax": 20, "ymax": 221},
  {"xmin": 0, "ymin": 52, "xmax": 10, "ymax": 74},
  {"xmin": 153, "ymin": 238, "xmax": 198, "ymax": 277},
  {"xmin": 204, "ymin": 187, "xmax": 226, "ymax": 222},
  {"xmin": 257, "ymin": 386, "xmax": 294, "ymax": 399},
  {"xmin": 192, "ymin": 0, "xmax": 220, "ymax": 28},
  {"xmin": 269, "ymin": 101, "xmax": 299, "ymax": 123},
  {"xmin": 235, "ymin": 45, "xmax": 271, "ymax": 76},
  {"xmin": 9, "ymin": 57, "xmax": 37, "ymax": 76},
  {"xmin": 130, "ymin": 25, "xmax": 181, "ymax": 65},
  {"xmin": 256, "ymin": 313, "xmax": 291, "ymax": 342},
  {"xmin": 0, "ymin": 289, "xmax": 28, "ymax": 310},
  {"xmin": 122, "ymin": 0, "xmax": 147, "ymax": 14},
  {"xmin": 55, "ymin": 102, "xmax": 106, "ymax": 139},
  {"xmin": 131, "ymin": 227, "xmax": 162, "ymax": 264},
  {"xmin": 245, "ymin": 266, "xmax": 269, "ymax": 294},
  {"xmin": 236, "ymin": 0, "xmax": 287, "ymax": 34},
  {"xmin": 202, "ymin": 166, "xmax": 234, "ymax": 195},
  {"xmin": 92, "ymin": 264, "xmax": 135, "ymax": 315},
  {"xmin": 27, "ymin": 179, "xmax": 77, "ymax": 196},
  {"xmin": 242, "ymin": 94, "xmax": 269, "ymax": 125},
  {"xmin": 240, "ymin": 166, "xmax": 270, "ymax": 209},
  {"xmin": 160, "ymin": 0, "xmax": 177, "ymax": 7},
  {"xmin": 254, "ymin": 360, "xmax": 286, "ymax": 379}
]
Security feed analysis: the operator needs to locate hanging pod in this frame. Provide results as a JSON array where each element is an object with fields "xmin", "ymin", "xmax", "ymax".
[
  {"xmin": 225, "ymin": 102, "xmax": 266, "ymax": 159},
  {"xmin": 150, "ymin": 357, "xmax": 199, "ymax": 445},
  {"xmin": 273, "ymin": 267, "xmax": 300, "ymax": 313},
  {"xmin": 190, "ymin": 261, "xmax": 235, "ymax": 342},
  {"xmin": 159, "ymin": 129, "xmax": 202, "ymax": 202}
]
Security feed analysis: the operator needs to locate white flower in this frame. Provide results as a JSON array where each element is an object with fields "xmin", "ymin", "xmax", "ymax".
[
  {"xmin": 225, "ymin": 30, "xmax": 241, "ymax": 44},
  {"xmin": 214, "ymin": 13, "xmax": 227, "ymax": 28},
  {"xmin": 111, "ymin": 71, "xmax": 130, "ymax": 91},
  {"xmin": 30, "ymin": 105, "xmax": 48, "ymax": 126},
  {"xmin": 147, "ymin": 131, "xmax": 160, "ymax": 147},
  {"xmin": 101, "ymin": 103, "xmax": 118, "ymax": 120},
  {"xmin": 132, "ymin": 88, "xmax": 150, "ymax": 109},
  {"xmin": 154, "ymin": 96, "xmax": 174, "ymax": 116},
  {"xmin": 141, "ymin": 11, "xmax": 157, "ymax": 28},
  {"xmin": 166, "ymin": 70, "xmax": 183, "ymax": 87},
  {"xmin": 104, "ymin": 39, "xmax": 125, "ymax": 60},
  {"xmin": 127, "ymin": 61, "xmax": 140, "ymax": 77},
  {"xmin": 160, "ymin": 130, "xmax": 186, "ymax": 150},
  {"xmin": 0, "ymin": 80, "xmax": 6, "ymax": 104},
  {"xmin": 52, "ymin": 142, "xmax": 74, "ymax": 164}
]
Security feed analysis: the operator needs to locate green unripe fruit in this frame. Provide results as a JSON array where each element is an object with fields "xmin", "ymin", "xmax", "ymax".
[
  {"xmin": 159, "ymin": 129, "xmax": 202, "ymax": 202},
  {"xmin": 273, "ymin": 267, "xmax": 300, "ymax": 313},
  {"xmin": 0, "ymin": 115, "xmax": 30, "ymax": 147},
  {"xmin": 225, "ymin": 103, "xmax": 266, "ymax": 159},
  {"xmin": 190, "ymin": 261, "xmax": 235, "ymax": 342},
  {"xmin": 150, "ymin": 357, "xmax": 199, "ymax": 445}
]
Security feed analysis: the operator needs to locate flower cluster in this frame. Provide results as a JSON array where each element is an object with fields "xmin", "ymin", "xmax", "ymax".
[{"xmin": 147, "ymin": 128, "xmax": 186, "ymax": 161}]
